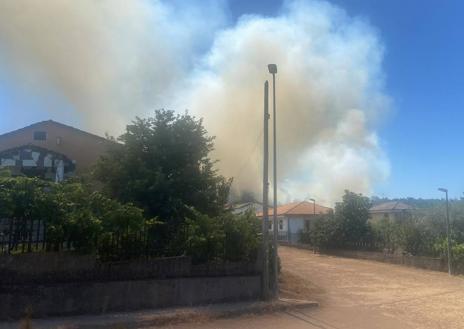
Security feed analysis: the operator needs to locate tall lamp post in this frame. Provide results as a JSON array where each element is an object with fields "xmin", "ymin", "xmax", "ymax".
[
  {"xmin": 309, "ymin": 198, "xmax": 316, "ymax": 215},
  {"xmin": 262, "ymin": 81, "xmax": 270, "ymax": 299},
  {"xmin": 438, "ymin": 187, "xmax": 452, "ymax": 275},
  {"xmin": 268, "ymin": 63, "xmax": 278, "ymax": 297}
]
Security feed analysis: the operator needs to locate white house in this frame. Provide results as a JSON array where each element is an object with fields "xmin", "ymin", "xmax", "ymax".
[{"xmin": 256, "ymin": 201, "xmax": 333, "ymax": 244}]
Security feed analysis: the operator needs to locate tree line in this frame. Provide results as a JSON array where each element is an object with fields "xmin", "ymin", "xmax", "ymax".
[{"xmin": 301, "ymin": 191, "xmax": 464, "ymax": 273}]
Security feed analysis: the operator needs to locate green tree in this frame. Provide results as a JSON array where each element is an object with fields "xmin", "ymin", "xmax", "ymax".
[
  {"xmin": 335, "ymin": 190, "xmax": 371, "ymax": 245},
  {"xmin": 94, "ymin": 110, "xmax": 232, "ymax": 230}
]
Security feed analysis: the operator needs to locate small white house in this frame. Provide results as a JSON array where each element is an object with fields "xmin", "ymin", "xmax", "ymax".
[{"xmin": 256, "ymin": 201, "xmax": 333, "ymax": 244}]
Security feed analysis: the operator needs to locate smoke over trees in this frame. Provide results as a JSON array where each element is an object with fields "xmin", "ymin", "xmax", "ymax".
[{"xmin": 0, "ymin": 0, "xmax": 391, "ymax": 204}]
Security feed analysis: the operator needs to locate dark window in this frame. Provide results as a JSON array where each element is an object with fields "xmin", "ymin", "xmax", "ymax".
[{"xmin": 33, "ymin": 131, "xmax": 47, "ymax": 141}]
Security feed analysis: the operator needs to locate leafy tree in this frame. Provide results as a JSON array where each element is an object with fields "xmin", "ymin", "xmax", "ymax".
[
  {"xmin": 334, "ymin": 190, "xmax": 371, "ymax": 245},
  {"xmin": 94, "ymin": 110, "xmax": 232, "ymax": 232}
]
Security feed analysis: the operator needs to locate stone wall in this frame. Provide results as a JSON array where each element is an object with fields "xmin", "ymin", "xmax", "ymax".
[
  {"xmin": 0, "ymin": 252, "xmax": 262, "ymax": 319},
  {"xmin": 0, "ymin": 276, "xmax": 261, "ymax": 319}
]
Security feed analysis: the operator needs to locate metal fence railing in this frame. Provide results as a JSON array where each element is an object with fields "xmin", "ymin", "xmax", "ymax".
[
  {"xmin": 0, "ymin": 218, "xmax": 159, "ymax": 260},
  {"xmin": 0, "ymin": 218, "xmax": 46, "ymax": 254}
]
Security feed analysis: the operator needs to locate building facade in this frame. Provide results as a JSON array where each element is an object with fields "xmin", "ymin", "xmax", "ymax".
[
  {"xmin": 257, "ymin": 201, "xmax": 333, "ymax": 244},
  {"xmin": 369, "ymin": 201, "xmax": 414, "ymax": 222},
  {"xmin": 0, "ymin": 120, "xmax": 114, "ymax": 181}
]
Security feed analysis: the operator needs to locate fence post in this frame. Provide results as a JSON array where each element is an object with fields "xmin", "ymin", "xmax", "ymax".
[
  {"xmin": 28, "ymin": 217, "xmax": 33, "ymax": 252},
  {"xmin": 36, "ymin": 219, "xmax": 41, "ymax": 250},
  {"xmin": 7, "ymin": 217, "xmax": 13, "ymax": 253}
]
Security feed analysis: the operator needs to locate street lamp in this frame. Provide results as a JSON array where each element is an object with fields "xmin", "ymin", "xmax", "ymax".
[
  {"xmin": 438, "ymin": 187, "xmax": 452, "ymax": 275},
  {"xmin": 268, "ymin": 63, "xmax": 278, "ymax": 297},
  {"xmin": 309, "ymin": 198, "xmax": 316, "ymax": 215}
]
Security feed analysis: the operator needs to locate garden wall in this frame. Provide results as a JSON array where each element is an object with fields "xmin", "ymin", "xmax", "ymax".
[{"xmin": 0, "ymin": 253, "xmax": 262, "ymax": 319}]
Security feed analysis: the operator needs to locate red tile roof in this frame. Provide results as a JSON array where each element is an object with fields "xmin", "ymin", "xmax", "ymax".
[{"xmin": 256, "ymin": 201, "xmax": 332, "ymax": 217}]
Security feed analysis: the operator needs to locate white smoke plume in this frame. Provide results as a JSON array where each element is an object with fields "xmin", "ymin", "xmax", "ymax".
[
  {"xmin": 0, "ymin": 0, "xmax": 226, "ymax": 132},
  {"xmin": 0, "ymin": 0, "xmax": 390, "ymax": 205},
  {"xmin": 183, "ymin": 1, "xmax": 390, "ymax": 204}
]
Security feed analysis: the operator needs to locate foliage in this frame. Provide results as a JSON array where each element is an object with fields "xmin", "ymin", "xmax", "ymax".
[
  {"xmin": 0, "ymin": 176, "xmax": 150, "ymax": 256},
  {"xmin": 300, "ymin": 214, "xmax": 337, "ymax": 249},
  {"xmin": 300, "ymin": 191, "xmax": 370, "ymax": 249},
  {"xmin": 94, "ymin": 110, "xmax": 232, "ymax": 228},
  {"xmin": 370, "ymin": 217, "xmax": 436, "ymax": 255},
  {"xmin": 223, "ymin": 210, "xmax": 261, "ymax": 262},
  {"xmin": 334, "ymin": 190, "xmax": 371, "ymax": 245},
  {"xmin": 183, "ymin": 210, "xmax": 261, "ymax": 264},
  {"xmin": 184, "ymin": 211, "xmax": 225, "ymax": 263}
]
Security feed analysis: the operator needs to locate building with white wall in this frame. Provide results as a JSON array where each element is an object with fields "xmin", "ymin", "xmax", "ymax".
[{"xmin": 257, "ymin": 201, "xmax": 333, "ymax": 244}]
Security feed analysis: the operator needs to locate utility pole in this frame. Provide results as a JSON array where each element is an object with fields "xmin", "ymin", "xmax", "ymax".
[
  {"xmin": 438, "ymin": 187, "xmax": 452, "ymax": 275},
  {"xmin": 262, "ymin": 81, "xmax": 270, "ymax": 299},
  {"xmin": 268, "ymin": 64, "xmax": 278, "ymax": 297}
]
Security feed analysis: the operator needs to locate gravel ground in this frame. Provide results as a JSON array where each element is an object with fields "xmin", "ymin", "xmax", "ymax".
[{"xmin": 278, "ymin": 246, "xmax": 464, "ymax": 329}]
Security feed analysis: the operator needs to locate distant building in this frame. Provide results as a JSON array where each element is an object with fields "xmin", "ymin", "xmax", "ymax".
[
  {"xmin": 230, "ymin": 201, "xmax": 264, "ymax": 215},
  {"xmin": 256, "ymin": 201, "xmax": 333, "ymax": 244},
  {"xmin": 369, "ymin": 201, "xmax": 414, "ymax": 222},
  {"xmin": 0, "ymin": 120, "xmax": 114, "ymax": 181}
]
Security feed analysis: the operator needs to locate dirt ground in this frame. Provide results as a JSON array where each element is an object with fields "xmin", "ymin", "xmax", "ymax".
[
  {"xmin": 279, "ymin": 246, "xmax": 464, "ymax": 329},
  {"xmin": 164, "ymin": 246, "xmax": 464, "ymax": 329}
]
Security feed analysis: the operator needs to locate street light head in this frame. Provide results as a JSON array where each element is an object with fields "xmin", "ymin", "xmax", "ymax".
[
  {"xmin": 268, "ymin": 64, "xmax": 277, "ymax": 74},
  {"xmin": 438, "ymin": 188, "xmax": 448, "ymax": 193},
  {"xmin": 309, "ymin": 198, "xmax": 315, "ymax": 202}
]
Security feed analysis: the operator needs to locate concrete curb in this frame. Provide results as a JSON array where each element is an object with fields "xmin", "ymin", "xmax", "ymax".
[{"xmin": 3, "ymin": 299, "xmax": 319, "ymax": 329}]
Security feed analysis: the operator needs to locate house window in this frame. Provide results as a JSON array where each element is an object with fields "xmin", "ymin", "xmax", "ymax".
[
  {"xmin": 33, "ymin": 131, "xmax": 47, "ymax": 141},
  {"xmin": 279, "ymin": 219, "xmax": 283, "ymax": 231}
]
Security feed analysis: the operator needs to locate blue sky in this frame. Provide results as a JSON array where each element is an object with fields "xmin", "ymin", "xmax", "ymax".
[
  {"xmin": 231, "ymin": 0, "xmax": 464, "ymax": 199},
  {"xmin": 1, "ymin": 0, "xmax": 464, "ymax": 199}
]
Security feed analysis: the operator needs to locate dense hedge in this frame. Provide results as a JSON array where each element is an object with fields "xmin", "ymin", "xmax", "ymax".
[{"xmin": 0, "ymin": 176, "xmax": 261, "ymax": 263}]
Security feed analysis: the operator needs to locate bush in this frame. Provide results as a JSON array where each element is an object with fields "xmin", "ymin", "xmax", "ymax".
[
  {"xmin": 305, "ymin": 214, "xmax": 338, "ymax": 249},
  {"xmin": 434, "ymin": 239, "xmax": 464, "ymax": 274},
  {"xmin": 183, "ymin": 210, "xmax": 261, "ymax": 264},
  {"xmin": 0, "ymin": 176, "xmax": 150, "ymax": 256},
  {"xmin": 370, "ymin": 217, "xmax": 437, "ymax": 255},
  {"xmin": 223, "ymin": 210, "xmax": 261, "ymax": 262}
]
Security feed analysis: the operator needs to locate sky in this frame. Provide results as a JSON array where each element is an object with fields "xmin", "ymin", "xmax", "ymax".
[
  {"xmin": 229, "ymin": 0, "xmax": 464, "ymax": 200},
  {"xmin": 1, "ymin": 0, "xmax": 463, "ymax": 200}
]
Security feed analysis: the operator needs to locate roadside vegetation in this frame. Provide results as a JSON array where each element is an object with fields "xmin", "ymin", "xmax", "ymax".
[
  {"xmin": 301, "ymin": 191, "xmax": 464, "ymax": 273},
  {"xmin": 0, "ymin": 110, "xmax": 261, "ymax": 263}
]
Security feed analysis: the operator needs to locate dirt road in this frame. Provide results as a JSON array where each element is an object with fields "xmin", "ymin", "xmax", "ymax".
[
  {"xmin": 278, "ymin": 246, "xmax": 464, "ymax": 328},
  {"xmin": 165, "ymin": 246, "xmax": 464, "ymax": 329}
]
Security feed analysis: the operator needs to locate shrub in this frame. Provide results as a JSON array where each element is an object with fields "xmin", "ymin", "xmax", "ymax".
[
  {"xmin": 183, "ymin": 210, "xmax": 261, "ymax": 264},
  {"xmin": 434, "ymin": 238, "xmax": 464, "ymax": 274},
  {"xmin": 184, "ymin": 211, "xmax": 225, "ymax": 263},
  {"xmin": 306, "ymin": 214, "xmax": 338, "ymax": 249}
]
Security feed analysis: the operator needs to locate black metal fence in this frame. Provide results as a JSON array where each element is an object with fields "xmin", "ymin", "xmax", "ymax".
[
  {"xmin": 0, "ymin": 218, "xmax": 46, "ymax": 254},
  {"xmin": 0, "ymin": 218, "xmax": 158, "ymax": 260}
]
